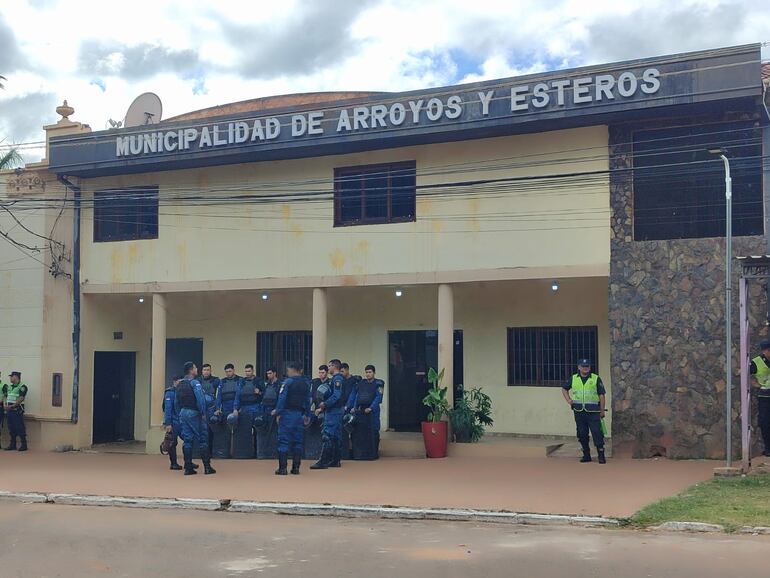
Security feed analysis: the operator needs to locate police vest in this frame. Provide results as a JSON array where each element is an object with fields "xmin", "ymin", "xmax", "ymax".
[
  {"xmin": 262, "ymin": 381, "xmax": 280, "ymax": 406},
  {"xmin": 326, "ymin": 374, "xmax": 346, "ymax": 409},
  {"xmin": 239, "ymin": 378, "xmax": 261, "ymax": 406},
  {"xmin": 356, "ymin": 379, "xmax": 381, "ymax": 407},
  {"xmin": 200, "ymin": 377, "xmax": 219, "ymax": 398},
  {"xmin": 753, "ymin": 356, "xmax": 770, "ymax": 396},
  {"xmin": 342, "ymin": 376, "xmax": 359, "ymax": 407},
  {"xmin": 285, "ymin": 377, "xmax": 309, "ymax": 411},
  {"xmin": 5, "ymin": 382, "xmax": 26, "ymax": 407},
  {"xmin": 570, "ymin": 373, "xmax": 600, "ymax": 411},
  {"xmin": 219, "ymin": 378, "xmax": 239, "ymax": 403},
  {"xmin": 176, "ymin": 379, "xmax": 198, "ymax": 410}
]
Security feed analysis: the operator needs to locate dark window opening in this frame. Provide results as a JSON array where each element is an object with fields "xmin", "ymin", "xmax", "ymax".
[
  {"xmin": 334, "ymin": 162, "xmax": 416, "ymax": 226},
  {"xmin": 94, "ymin": 186, "xmax": 159, "ymax": 242},
  {"xmin": 507, "ymin": 326, "xmax": 599, "ymax": 386},
  {"xmin": 256, "ymin": 331, "xmax": 312, "ymax": 378},
  {"xmin": 632, "ymin": 121, "xmax": 763, "ymax": 241}
]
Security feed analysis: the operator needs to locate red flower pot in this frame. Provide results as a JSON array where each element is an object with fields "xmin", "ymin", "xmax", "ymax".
[{"xmin": 421, "ymin": 421, "xmax": 448, "ymax": 458}]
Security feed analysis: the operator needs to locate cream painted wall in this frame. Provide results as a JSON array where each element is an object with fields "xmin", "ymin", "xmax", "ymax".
[
  {"xmin": 75, "ymin": 277, "xmax": 607, "ymax": 443},
  {"xmin": 79, "ymin": 126, "xmax": 609, "ymax": 287}
]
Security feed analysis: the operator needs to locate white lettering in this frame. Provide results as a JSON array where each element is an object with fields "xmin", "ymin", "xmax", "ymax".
[
  {"xmin": 445, "ymin": 95, "xmax": 463, "ymax": 119},
  {"xmin": 213, "ymin": 125, "xmax": 227, "ymax": 146},
  {"xmin": 308, "ymin": 111, "xmax": 324, "ymax": 135},
  {"xmin": 617, "ymin": 71, "xmax": 637, "ymax": 97},
  {"xmin": 156, "ymin": 131, "xmax": 164, "ymax": 152},
  {"xmin": 183, "ymin": 128, "xmax": 198, "ymax": 149},
  {"xmin": 336, "ymin": 109, "xmax": 352, "ymax": 131},
  {"xmin": 532, "ymin": 83, "xmax": 550, "ymax": 108},
  {"xmin": 641, "ymin": 68, "xmax": 660, "ymax": 94},
  {"xmin": 595, "ymin": 75, "xmax": 616, "ymax": 101},
  {"xmin": 353, "ymin": 107, "xmax": 369, "ymax": 130},
  {"xmin": 116, "ymin": 136, "xmax": 130, "ymax": 157},
  {"xmin": 129, "ymin": 135, "xmax": 142, "ymax": 155},
  {"xmin": 478, "ymin": 90, "xmax": 494, "ymax": 116},
  {"xmin": 163, "ymin": 131, "xmax": 178, "ymax": 152},
  {"xmin": 250, "ymin": 120, "xmax": 265, "ymax": 141},
  {"xmin": 572, "ymin": 77, "xmax": 592, "ymax": 104},
  {"xmin": 292, "ymin": 114, "xmax": 308, "ymax": 137},
  {"xmin": 426, "ymin": 97, "xmax": 443, "ymax": 121},
  {"xmin": 265, "ymin": 117, "xmax": 280, "ymax": 139},
  {"xmin": 234, "ymin": 122, "xmax": 249, "ymax": 144},
  {"xmin": 510, "ymin": 85, "xmax": 529, "ymax": 111},
  {"xmin": 551, "ymin": 79, "xmax": 571, "ymax": 106},
  {"xmin": 370, "ymin": 105, "xmax": 388, "ymax": 128},
  {"xmin": 142, "ymin": 133, "xmax": 157, "ymax": 154},
  {"xmin": 388, "ymin": 103, "xmax": 406, "ymax": 125},
  {"xmin": 199, "ymin": 126, "xmax": 212, "ymax": 147},
  {"xmin": 408, "ymin": 99, "xmax": 423, "ymax": 124}
]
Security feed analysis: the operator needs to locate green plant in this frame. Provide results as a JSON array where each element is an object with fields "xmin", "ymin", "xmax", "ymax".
[
  {"xmin": 422, "ymin": 367, "xmax": 449, "ymax": 422},
  {"xmin": 449, "ymin": 386, "xmax": 494, "ymax": 443}
]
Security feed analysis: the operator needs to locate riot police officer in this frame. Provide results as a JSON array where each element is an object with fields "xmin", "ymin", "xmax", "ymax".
[
  {"xmin": 350, "ymin": 364, "xmax": 384, "ymax": 460},
  {"xmin": 750, "ymin": 339, "xmax": 770, "ymax": 456},
  {"xmin": 3, "ymin": 371, "xmax": 28, "ymax": 451},
  {"xmin": 339, "ymin": 362, "xmax": 360, "ymax": 460},
  {"xmin": 175, "ymin": 362, "xmax": 216, "ymax": 475},
  {"xmin": 306, "ymin": 365, "xmax": 330, "ymax": 461},
  {"xmin": 213, "ymin": 363, "xmax": 241, "ymax": 458},
  {"xmin": 162, "ymin": 375, "xmax": 183, "ymax": 470},
  {"xmin": 233, "ymin": 364, "xmax": 262, "ymax": 458},
  {"xmin": 311, "ymin": 359, "xmax": 345, "ymax": 469},
  {"xmin": 275, "ymin": 362, "xmax": 311, "ymax": 475},
  {"xmin": 199, "ymin": 363, "xmax": 220, "ymax": 449},
  {"xmin": 257, "ymin": 367, "xmax": 281, "ymax": 459},
  {"xmin": 562, "ymin": 359, "xmax": 606, "ymax": 464}
]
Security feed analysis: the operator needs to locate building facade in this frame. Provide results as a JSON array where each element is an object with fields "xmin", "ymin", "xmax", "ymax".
[{"xmin": 1, "ymin": 44, "xmax": 768, "ymax": 458}]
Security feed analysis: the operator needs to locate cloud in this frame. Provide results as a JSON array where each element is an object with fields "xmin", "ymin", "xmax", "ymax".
[
  {"xmin": 216, "ymin": 0, "xmax": 377, "ymax": 79},
  {"xmin": 77, "ymin": 40, "xmax": 203, "ymax": 80},
  {"xmin": 0, "ymin": 91, "xmax": 57, "ymax": 143},
  {"xmin": 0, "ymin": 14, "xmax": 26, "ymax": 74}
]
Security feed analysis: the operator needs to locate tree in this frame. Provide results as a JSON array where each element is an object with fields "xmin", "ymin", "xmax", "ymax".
[
  {"xmin": 1, "ymin": 148, "xmax": 23, "ymax": 170},
  {"xmin": 0, "ymin": 74, "xmax": 5, "ymax": 89}
]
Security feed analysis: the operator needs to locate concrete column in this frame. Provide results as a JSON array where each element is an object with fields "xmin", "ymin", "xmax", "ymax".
[
  {"xmin": 146, "ymin": 293, "xmax": 166, "ymax": 453},
  {"xmin": 312, "ymin": 288, "xmax": 328, "ymax": 373},
  {"xmin": 437, "ymin": 283, "xmax": 454, "ymax": 407}
]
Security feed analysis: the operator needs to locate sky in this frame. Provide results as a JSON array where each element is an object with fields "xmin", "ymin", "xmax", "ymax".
[{"xmin": 0, "ymin": 0, "xmax": 768, "ymax": 161}]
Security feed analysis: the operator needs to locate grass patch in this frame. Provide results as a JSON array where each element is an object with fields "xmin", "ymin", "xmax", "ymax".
[{"xmin": 631, "ymin": 475, "xmax": 770, "ymax": 532}]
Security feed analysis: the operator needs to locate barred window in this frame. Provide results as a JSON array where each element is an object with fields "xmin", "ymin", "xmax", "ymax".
[
  {"xmin": 334, "ymin": 162, "xmax": 416, "ymax": 226},
  {"xmin": 94, "ymin": 186, "xmax": 158, "ymax": 242},
  {"xmin": 256, "ymin": 331, "xmax": 312, "ymax": 378},
  {"xmin": 507, "ymin": 326, "xmax": 598, "ymax": 386}
]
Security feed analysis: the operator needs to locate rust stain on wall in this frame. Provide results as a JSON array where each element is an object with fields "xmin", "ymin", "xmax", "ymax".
[
  {"xmin": 329, "ymin": 248, "xmax": 346, "ymax": 272},
  {"xmin": 110, "ymin": 247, "xmax": 124, "ymax": 283},
  {"xmin": 282, "ymin": 204, "xmax": 292, "ymax": 220}
]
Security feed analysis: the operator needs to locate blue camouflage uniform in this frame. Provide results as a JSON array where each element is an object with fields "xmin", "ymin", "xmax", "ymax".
[
  {"xmin": 276, "ymin": 375, "xmax": 311, "ymax": 455},
  {"xmin": 174, "ymin": 377, "xmax": 208, "ymax": 452},
  {"xmin": 199, "ymin": 375, "xmax": 220, "ymax": 423},
  {"xmin": 163, "ymin": 383, "xmax": 181, "ymax": 467},
  {"xmin": 216, "ymin": 375, "xmax": 241, "ymax": 416},
  {"xmin": 349, "ymin": 378, "xmax": 384, "ymax": 460},
  {"xmin": 321, "ymin": 372, "xmax": 345, "ymax": 464},
  {"xmin": 235, "ymin": 376, "xmax": 263, "ymax": 424}
]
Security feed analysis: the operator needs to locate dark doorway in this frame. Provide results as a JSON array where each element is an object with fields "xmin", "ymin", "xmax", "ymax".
[
  {"xmin": 92, "ymin": 351, "xmax": 136, "ymax": 444},
  {"xmin": 388, "ymin": 330, "xmax": 463, "ymax": 432},
  {"xmin": 165, "ymin": 338, "xmax": 203, "ymax": 386},
  {"xmin": 256, "ymin": 331, "xmax": 312, "ymax": 378}
]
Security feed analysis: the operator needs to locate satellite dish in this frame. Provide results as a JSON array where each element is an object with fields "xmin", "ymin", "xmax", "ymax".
[{"xmin": 124, "ymin": 92, "xmax": 162, "ymax": 127}]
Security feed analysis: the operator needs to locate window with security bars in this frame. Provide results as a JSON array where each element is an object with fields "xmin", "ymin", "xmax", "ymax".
[
  {"xmin": 256, "ymin": 331, "xmax": 312, "ymax": 379},
  {"xmin": 632, "ymin": 121, "xmax": 763, "ymax": 241},
  {"xmin": 507, "ymin": 326, "xmax": 598, "ymax": 386},
  {"xmin": 334, "ymin": 161, "xmax": 417, "ymax": 226},
  {"xmin": 93, "ymin": 186, "xmax": 159, "ymax": 242}
]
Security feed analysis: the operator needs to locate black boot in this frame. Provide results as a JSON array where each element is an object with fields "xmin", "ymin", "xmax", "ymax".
[
  {"xmin": 202, "ymin": 449, "xmax": 216, "ymax": 475},
  {"xmin": 580, "ymin": 443, "xmax": 592, "ymax": 463},
  {"xmin": 275, "ymin": 452, "xmax": 288, "ymax": 475},
  {"xmin": 17, "ymin": 436, "xmax": 27, "ymax": 452},
  {"xmin": 329, "ymin": 444, "xmax": 341, "ymax": 468},
  {"xmin": 4, "ymin": 436, "xmax": 16, "ymax": 451},
  {"xmin": 597, "ymin": 449, "xmax": 606, "ymax": 464},
  {"xmin": 183, "ymin": 447, "xmax": 197, "ymax": 475},
  {"xmin": 310, "ymin": 446, "xmax": 330, "ymax": 470},
  {"xmin": 291, "ymin": 452, "xmax": 301, "ymax": 475},
  {"xmin": 169, "ymin": 447, "xmax": 183, "ymax": 470}
]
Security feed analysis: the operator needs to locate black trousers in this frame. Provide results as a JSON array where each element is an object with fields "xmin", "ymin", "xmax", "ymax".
[
  {"xmin": 574, "ymin": 411, "xmax": 603, "ymax": 450},
  {"xmin": 758, "ymin": 397, "xmax": 770, "ymax": 452},
  {"xmin": 7, "ymin": 409, "xmax": 26, "ymax": 439}
]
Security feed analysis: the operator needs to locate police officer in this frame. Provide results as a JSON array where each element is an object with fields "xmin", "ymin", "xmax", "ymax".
[
  {"xmin": 306, "ymin": 365, "xmax": 330, "ymax": 461},
  {"xmin": 562, "ymin": 359, "xmax": 606, "ymax": 464},
  {"xmin": 233, "ymin": 363, "xmax": 262, "ymax": 458},
  {"xmin": 175, "ymin": 362, "xmax": 216, "ymax": 475},
  {"xmin": 256, "ymin": 367, "xmax": 281, "ymax": 459},
  {"xmin": 311, "ymin": 359, "xmax": 345, "ymax": 470},
  {"xmin": 275, "ymin": 361, "xmax": 312, "ymax": 475},
  {"xmin": 0, "ymin": 372, "xmax": 6, "ymax": 441},
  {"xmin": 350, "ymin": 364, "xmax": 384, "ymax": 460},
  {"xmin": 339, "ymin": 362, "xmax": 360, "ymax": 460},
  {"xmin": 3, "ymin": 371, "xmax": 28, "ymax": 451},
  {"xmin": 199, "ymin": 363, "xmax": 221, "ymax": 449},
  {"xmin": 750, "ymin": 339, "xmax": 770, "ymax": 457},
  {"xmin": 213, "ymin": 363, "xmax": 241, "ymax": 458},
  {"xmin": 162, "ymin": 376, "xmax": 184, "ymax": 470}
]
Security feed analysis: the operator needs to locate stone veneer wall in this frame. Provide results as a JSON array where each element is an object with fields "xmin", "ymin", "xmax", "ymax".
[{"xmin": 609, "ymin": 122, "xmax": 767, "ymax": 459}]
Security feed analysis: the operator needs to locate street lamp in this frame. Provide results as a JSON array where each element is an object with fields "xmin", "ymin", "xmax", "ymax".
[{"xmin": 708, "ymin": 147, "xmax": 732, "ymax": 468}]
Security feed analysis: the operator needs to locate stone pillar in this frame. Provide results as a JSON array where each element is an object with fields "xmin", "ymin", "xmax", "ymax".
[
  {"xmin": 437, "ymin": 283, "xmax": 454, "ymax": 407},
  {"xmin": 312, "ymin": 288, "xmax": 327, "ymax": 373},
  {"xmin": 146, "ymin": 293, "xmax": 167, "ymax": 453}
]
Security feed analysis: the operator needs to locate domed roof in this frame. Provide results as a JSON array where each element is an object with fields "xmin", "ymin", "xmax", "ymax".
[{"xmin": 166, "ymin": 91, "xmax": 386, "ymax": 122}]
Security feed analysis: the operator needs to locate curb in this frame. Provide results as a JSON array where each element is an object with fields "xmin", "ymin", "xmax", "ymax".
[
  {"xmin": 0, "ymin": 490, "xmax": 618, "ymax": 528},
  {"xmin": 653, "ymin": 521, "xmax": 726, "ymax": 533}
]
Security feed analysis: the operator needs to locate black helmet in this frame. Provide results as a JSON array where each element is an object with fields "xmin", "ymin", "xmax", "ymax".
[
  {"xmin": 314, "ymin": 382, "xmax": 332, "ymax": 405},
  {"xmin": 342, "ymin": 412, "xmax": 357, "ymax": 433},
  {"xmin": 209, "ymin": 413, "xmax": 222, "ymax": 425},
  {"xmin": 252, "ymin": 413, "xmax": 268, "ymax": 431},
  {"xmin": 226, "ymin": 412, "xmax": 238, "ymax": 429}
]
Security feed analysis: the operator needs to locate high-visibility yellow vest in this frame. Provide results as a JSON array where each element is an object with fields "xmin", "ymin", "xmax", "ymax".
[
  {"xmin": 753, "ymin": 356, "xmax": 770, "ymax": 396},
  {"xmin": 570, "ymin": 373, "xmax": 600, "ymax": 412}
]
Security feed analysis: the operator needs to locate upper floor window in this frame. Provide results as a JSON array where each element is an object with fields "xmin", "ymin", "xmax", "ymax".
[
  {"xmin": 632, "ymin": 121, "xmax": 763, "ymax": 241},
  {"xmin": 94, "ymin": 186, "xmax": 159, "ymax": 242},
  {"xmin": 334, "ymin": 162, "xmax": 416, "ymax": 227}
]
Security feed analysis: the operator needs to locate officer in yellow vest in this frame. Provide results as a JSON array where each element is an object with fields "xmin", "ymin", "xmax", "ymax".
[
  {"xmin": 3, "ymin": 371, "xmax": 28, "ymax": 451},
  {"xmin": 562, "ymin": 359, "xmax": 606, "ymax": 463},
  {"xmin": 749, "ymin": 339, "xmax": 770, "ymax": 457}
]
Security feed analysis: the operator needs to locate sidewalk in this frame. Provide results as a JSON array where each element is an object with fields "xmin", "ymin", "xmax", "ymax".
[{"xmin": 0, "ymin": 451, "xmax": 715, "ymax": 518}]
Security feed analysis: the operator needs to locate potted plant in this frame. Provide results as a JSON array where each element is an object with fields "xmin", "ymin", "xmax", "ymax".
[
  {"xmin": 449, "ymin": 386, "xmax": 494, "ymax": 443},
  {"xmin": 421, "ymin": 367, "xmax": 450, "ymax": 458}
]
